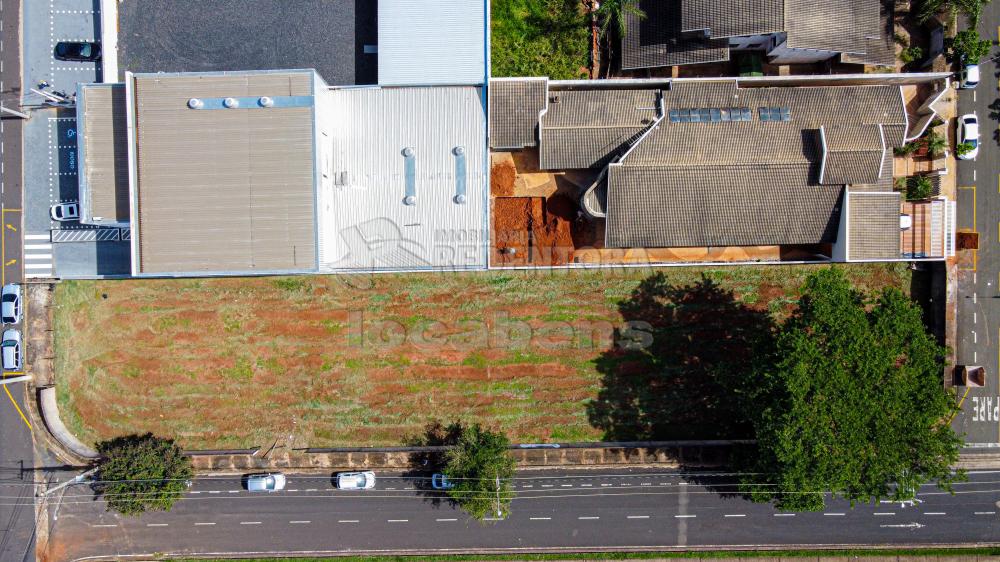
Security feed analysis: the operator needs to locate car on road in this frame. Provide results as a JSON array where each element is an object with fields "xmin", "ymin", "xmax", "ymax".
[
  {"xmin": 960, "ymin": 63, "xmax": 980, "ymax": 89},
  {"xmin": 958, "ymin": 113, "xmax": 980, "ymax": 160},
  {"xmin": 1, "ymin": 329, "xmax": 21, "ymax": 371},
  {"xmin": 431, "ymin": 473, "xmax": 454, "ymax": 490},
  {"xmin": 50, "ymin": 201, "xmax": 79, "ymax": 222},
  {"xmin": 1, "ymin": 284, "xmax": 20, "ymax": 325},
  {"xmin": 336, "ymin": 471, "xmax": 376, "ymax": 490},
  {"xmin": 245, "ymin": 472, "xmax": 286, "ymax": 492},
  {"xmin": 54, "ymin": 41, "xmax": 102, "ymax": 62}
]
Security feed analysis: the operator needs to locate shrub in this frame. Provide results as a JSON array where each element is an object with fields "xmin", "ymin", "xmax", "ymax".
[
  {"xmin": 907, "ymin": 175, "xmax": 934, "ymax": 201},
  {"xmin": 900, "ymin": 46, "xmax": 924, "ymax": 65}
]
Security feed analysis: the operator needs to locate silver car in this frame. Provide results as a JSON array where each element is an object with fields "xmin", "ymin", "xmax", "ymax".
[
  {"xmin": 1, "ymin": 329, "xmax": 21, "ymax": 371},
  {"xmin": 245, "ymin": 472, "xmax": 286, "ymax": 492},
  {"xmin": 336, "ymin": 471, "xmax": 376, "ymax": 490},
  {"xmin": 1, "ymin": 284, "xmax": 20, "ymax": 324}
]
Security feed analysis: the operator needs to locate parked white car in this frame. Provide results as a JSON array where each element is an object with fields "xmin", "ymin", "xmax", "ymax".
[
  {"xmin": 50, "ymin": 201, "xmax": 79, "ymax": 222},
  {"xmin": 958, "ymin": 113, "xmax": 980, "ymax": 160},
  {"xmin": 336, "ymin": 471, "xmax": 376, "ymax": 490},
  {"xmin": 1, "ymin": 329, "xmax": 21, "ymax": 371},
  {"xmin": 245, "ymin": 472, "xmax": 286, "ymax": 492},
  {"xmin": 960, "ymin": 63, "xmax": 980, "ymax": 89},
  {"xmin": 1, "ymin": 284, "xmax": 21, "ymax": 325}
]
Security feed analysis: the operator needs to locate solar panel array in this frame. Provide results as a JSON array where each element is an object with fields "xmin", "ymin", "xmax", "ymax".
[{"xmin": 668, "ymin": 107, "xmax": 752, "ymax": 123}]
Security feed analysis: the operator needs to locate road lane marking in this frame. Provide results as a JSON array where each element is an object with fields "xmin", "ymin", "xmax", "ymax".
[
  {"xmin": 923, "ymin": 512, "xmax": 946, "ymax": 515},
  {"xmin": 240, "ymin": 522, "xmax": 262, "ymax": 525},
  {"xmin": 530, "ymin": 517, "xmax": 551, "ymax": 520},
  {"xmin": 209, "ymin": 491, "xmax": 220, "ymax": 494},
  {"xmin": 578, "ymin": 516, "xmax": 600, "ymax": 520},
  {"xmin": 874, "ymin": 512, "xmax": 895, "ymax": 516},
  {"xmin": 92, "ymin": 524, "xmax": 117, "ymax": 528},
  {"xmin": 3, "ymin": 384, "xmax": 30, "ymax": 431},
  {"xmin": 288, "ymin": 489, "xmax": 299, "ymax": 492},
  {"xmin": 289, "ymin": 520, "xmax": 311, "ymax": 524},
  {"xmin": 436, "ymin": 518, "xmax": 457, "ymax": 522},
  {"xmin": 724, "ymin": 514, "xmax": 746, "ymax": 518},
  {"xmin": 601, "ymin": 483, "xmax": 612, "ymax": 487},
  {"xmin": 194, "ymin": 522, "xmax": 215, "ymax": 526},
  {"xmin": 675, "ymin": 514, "xmax": 696, "ymax": 518},
  {"xmin": 975, "ymin": 511, "xmax": 996, "ymax": 515},
  {"xmin": 227, "ymin": 490, "xmax": 238, "ymax": 493},
  {"xmin": 387, "ymin": 519, "xmax": 408, "ymax": 523},
  {"xmin": 522, "ymin": 485, "xmax": 533, "ymax": 488},
  {"xmin": 305, "ymin": 488, "xmax": 317, "ymax": 492},
  {"xmin": 189, "ymin": 491, "xmax": 201, "ymax": 494},
  {"xmin": 774, "ymin": 513, "xmax": 795, "ymax": 517},
  {"xmin": 542, "ymin": 484, "xmax": 553, "ymax": 488},
  {"xmin": 23, "ymin": 244, "xmax": 51, "ymax": 250},
  {"xmin": 581, "ymin": 484, "xmax": 592, "ymax": 487},
  {"xmin": 824, "ymin": 513, "xmax": 845, "ymax": 516},
  {"xmin": 338, "ymin": 520, "xmax": 359, "ymax": 523},
  {"xmin": 561, "ymin": 484, "xmax": 572, "ymax": 487},
  {"xmin": 146, "ymin": 523, "xmax": 168, "ymax": 527},
  {"xmin": 628, "ymin": 515, "xmax": 650, "ymax": 519},
  {"xmin": 24, "ymin": 234, "xmax": 48, "ymax": 240}
]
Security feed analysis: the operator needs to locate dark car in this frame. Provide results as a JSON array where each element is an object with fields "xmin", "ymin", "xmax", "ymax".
[{"xmin": 54, "ymin": 41, "xmax": 101, "ymax": 62}]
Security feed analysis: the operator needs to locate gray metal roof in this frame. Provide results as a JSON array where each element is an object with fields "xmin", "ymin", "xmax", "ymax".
[
  {"xmin": 681, "ymin": 0, "xmax": 784, "ymax": 38},
  {"xmin": 606, "ymin": 163, "xmax": 843, "ymax": 248},
  {"xmin": 378, "ymin": 0, "xmax": 486, "ymax": 86},
  {"xmin": 540, "ymin": 89, "xmax": 659, "ymax": 169},
  {"xmin": 77, "ymin": 83, "xmax": 130, "ymax": 226},
  {"xmin": 490, "ymin": 78, "xmax": 547, "ymax": 149},
  {"xmin": 847, "ymin": 192, "xmax": 900, "ymax": 260},
  {"xmin": 129, "ymin": 70, "xmax": 318, "ymax": 276},
  {"xmin": 320, "ymin": 86, "xmax": 487, "ymax": 271}
]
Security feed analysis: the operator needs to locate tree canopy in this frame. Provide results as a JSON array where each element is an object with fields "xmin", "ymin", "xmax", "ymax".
[
  {"xmin": 442, "ymin": 424, "xmax": 516, "ymax": 520},
  {"xmin": 95, "ymin": 433, "xmax": 193, "ymax": 516},
  {"xmin": 742, "ymin": 268, "xmax": 962, "ymax": 511},
  {"xmin": 947, "ymin": 29, "xmax": 994, "ymax": 63}
]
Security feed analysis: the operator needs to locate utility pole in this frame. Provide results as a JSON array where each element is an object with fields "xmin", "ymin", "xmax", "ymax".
[
  {"xmin": 0, "ymin": 375, "xmax": 30, "ymax": 386},
  {"xmin": 494, "ymin": 472, "xmax": 502, "ymax": 519},
  {"xmin": 39, "ymin": 467, "xmax": 97, "ymax": 497},
  {"xmin": 0, "ymin": 105, "xmax": 28, "ymax": 119}
]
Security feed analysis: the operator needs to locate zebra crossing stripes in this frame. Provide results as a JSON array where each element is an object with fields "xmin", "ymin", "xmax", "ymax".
[{"xmin": 23, "ymin": 234, "xmax": 53, "ymax": 278}]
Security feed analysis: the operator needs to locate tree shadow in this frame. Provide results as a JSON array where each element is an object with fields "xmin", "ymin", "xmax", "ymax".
[{"xmin": 401, "ymin": 421, "xmax": 463, "ymax": 509}]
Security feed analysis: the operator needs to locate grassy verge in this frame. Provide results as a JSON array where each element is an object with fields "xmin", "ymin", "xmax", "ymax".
[
  {"xmin": 491, "ymin": 0, "xmax": 590, "ymax": 79},
  {"xmin": 180, "ymin": 547, "xmax": 1000, "ymax": 561},
  {"xmin": 55, "ymin": 264, "xmax": 912, "ymax": 449}
]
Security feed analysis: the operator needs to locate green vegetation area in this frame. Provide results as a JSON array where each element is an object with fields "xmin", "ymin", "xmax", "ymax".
[
  {"xmin": 491, "ymin": 0, "xmax": 590, "ymax": 79},
  {"xmin": 55, "ymin": 264, "xmax": 914, "ymax": 450}
]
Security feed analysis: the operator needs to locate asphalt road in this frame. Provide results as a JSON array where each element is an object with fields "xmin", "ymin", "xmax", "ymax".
[
  {"xmin": 955, "ymin": 0, "xmax": 1000, "ymax": 446},
  {"xmin": 43, "ymin": 468, "xmax": 1000, "ymax": 560}
]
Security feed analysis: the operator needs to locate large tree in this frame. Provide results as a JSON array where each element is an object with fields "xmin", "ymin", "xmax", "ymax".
[
  {"xmin": 443, "ymin": 424, "xmax": 516, "ymax": 520},
  {"xmin": 743, "ymin": 268, "xmax": 963, "ymax": 511},
  {"xmin": 95, "ymin": 433, "xmax": 193, "ymax": 516}
]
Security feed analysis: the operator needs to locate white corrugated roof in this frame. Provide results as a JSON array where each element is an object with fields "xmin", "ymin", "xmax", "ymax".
[
  {"xmin": 378, "ymin": 0, "xmax": 487, "ymax": 86},
  {"xmin": 318, "ymin": 86, "xmax": 487, "ymax": 271}
]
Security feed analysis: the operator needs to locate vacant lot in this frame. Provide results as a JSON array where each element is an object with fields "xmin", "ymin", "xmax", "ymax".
[
  {"xmin": 56, "ymin": 265, "xmax": 911, "ymax": 449},
  {"xmin": 492, "ymin": 0, "xmax": 590, "ymax": 79}
]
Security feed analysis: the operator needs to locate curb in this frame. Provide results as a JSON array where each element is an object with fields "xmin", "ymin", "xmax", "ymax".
[{"xmin": 38, "ymin": 387, "xmax": 97, "ymax": 459}]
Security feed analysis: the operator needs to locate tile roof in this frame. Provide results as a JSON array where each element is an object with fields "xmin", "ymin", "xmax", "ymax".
[
  {"xmin": 628, "ymin": 121, "xmax": 819, "ymax": 167},
  {"xmin": 847, "ymin": 192, "xmax": 901, "ymax": 260},
  {"xmin": 840, "ymin": 0, "xmax": 896, "ymax": 66},
  {"xmin": 622, "ymin": 0, "xmax": 886, "ymax": 68},
  {"xmin": 606, "ymin": 163, "xmax": 843, "ymax": 248},
  {"xmin": 681, "ymin": 0, "xmax": 784, "ymax": 38},
  {"xmin": 540, "ymin": 89, "xmax": 659, "ymax": 169},
  {"xmin": 820, "ymin": 124, "xmax": 885, "ymax": 185},
  {"xmin": 490, "ymin": 78, "xmax": 547, "ymax": 149},
  {"xmin": 784, "ymin": 0, "xmax": 880, "ymax": 54},
  {"xmin": 622, "ymin": 1, "xmax": 729, "ymax": 69}
]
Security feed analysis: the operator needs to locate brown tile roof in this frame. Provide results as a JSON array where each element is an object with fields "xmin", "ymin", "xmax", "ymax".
[
  {"xmin": 847, "ymin": 192, "xmax": 901, "ymax": 260},
  {"xmin": 606, "ymin": 163, "xmax": 843, "ymax": 248},
  {"xmin": 820, "ymin": 124, "xmax": 885, "ymax": 185},
  {"xmin": 540, "ymin": 89, "xmax": 659, "ymax": 169},
  {"xmin": 840, "ymin": 0, "xmax": 896, "ymax": 66},
  {"xmin": 681, "ymin": 0, "xmax": 784, "ymax": 38},
  {"xmin": 490, "ymin": 78, "xmax": 547, "ymax": 149},
  {"xmin": 785, "ymin": 0, "xmax": 880, "ymax": 54},
  {"xmin": 622, "ymin": 1, "xmax": 729, "ymax": 69}
]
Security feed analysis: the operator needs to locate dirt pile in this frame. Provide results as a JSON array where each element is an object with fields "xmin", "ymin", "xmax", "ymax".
[
  {"xmin": 492, "ymin": 196, "xmax": 575, "ymax": 266},
  {"xmin": 490, "ymin": 161, "xmax": 516, "ymax": 197}
]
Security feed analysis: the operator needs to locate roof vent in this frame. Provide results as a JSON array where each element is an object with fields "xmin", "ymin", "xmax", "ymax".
[
  {"xmin": 187, "ymin": 98, "xmax": 204, "ymax": 109},
  {"xmin": 223, "ymin": 97, "xmax": 239, "ymax": 108},
  {"xmin": 259, "ymin": 96, "xmax": 274, "ymax": 107},
  {"xmin": 549, "ymin": 95, "xmax": 561, "ymax": 104},
  {"xmin": 403, "ymin": 195, "xmax": 417, "ymax": 206}
]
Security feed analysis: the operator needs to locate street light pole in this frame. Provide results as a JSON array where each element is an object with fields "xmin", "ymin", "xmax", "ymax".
[{"xmin": 0, "ymin": 105, "xmax": 28, "ymax": 119}]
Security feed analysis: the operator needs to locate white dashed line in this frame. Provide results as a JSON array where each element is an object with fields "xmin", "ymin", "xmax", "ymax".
[
  {"xmin": 289, "ymin": 520, "xmax": 311, "ymax": 524},
  {"xmin": 194, "ymin": 522, "xmax": 215, "ymax": 526},
  {"xmin": 627, "ymin": 515, "xmax": 650, "ymax": 519},
  {"xmin": 387, "ymin": 519, "xmax": 408, "ymax": 523},
  {"xmin": 578, "ymin": 516, "xmax": 600, "ymax": 520},
  {"xmin": 724, "ymin": 514, "xmax": 746, "ymax": 518},
  {"xmin": 560, "ymin": 484, "xmax": 573, "ymax": 487},
  {"xmin": 240, "ymin": 522, "xmax": 262, "ymax": 525},
  {"xmin": 146, "ymin": 523, "xmax": 168, "ymax": 527},
  {"xmin": 436, "ymin": 518, "xmax": 457, "ymax": 522},
  {"xmin": 923, "ymin": 512, "xmax": 946, "ymax": 516},
  {"xmin": 975, "ymin": 511, "xmax": 996, "ymax": 515},
  {"xmin": 530, "ymin": 517, "xmax": 551, "ymax": 520},
  {"xmin": 824, "ymin": 513, "xmax": 845, "ymax": 516},
  {"xmin": 774, "ymin": 513, "xmax": 795, "ymax": 517},
  {"xmin": 522, "ymin": 485, "xmax": 533, "ymax": 488},
  {"xmin": 541, "ymin": 484, "xmax": 554, "ymax": 488},
  {"xmin": 675, "ymin": 514, "xmax": 696, "ymax": 518},
  {"xmin": 92, "ymin": 524, "xmax": 117, "ymax": 528},
  {"xmin": 338, "ymin": 520, "xmax": 359, "ymax": 523},
  {"xmin": 874, "ymin": 512, "xmax": 895, "ymax": 516}
]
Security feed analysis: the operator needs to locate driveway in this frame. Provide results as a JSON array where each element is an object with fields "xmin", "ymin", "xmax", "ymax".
[{"xmin": 118, "ymin": 0, "xmax": 377, "ymax": 85}]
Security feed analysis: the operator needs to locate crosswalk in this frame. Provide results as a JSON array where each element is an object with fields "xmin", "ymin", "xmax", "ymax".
[{"xmin": 23, "ymin": 233, "xmax": 52, "ymax": 278}]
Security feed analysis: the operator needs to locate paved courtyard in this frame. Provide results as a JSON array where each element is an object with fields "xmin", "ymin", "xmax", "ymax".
[{"xmin": 118, "ymin": 0, "xmax": 377, "ymax": 85}]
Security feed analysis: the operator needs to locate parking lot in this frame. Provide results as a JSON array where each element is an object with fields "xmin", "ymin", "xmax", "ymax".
[
  {"xmin": 23, "ymin": 0, "xmax": 102, "ymax": 96},
  {"xmin": 118, "ymin": 0, "xmax": 377, "ymax": 85}
]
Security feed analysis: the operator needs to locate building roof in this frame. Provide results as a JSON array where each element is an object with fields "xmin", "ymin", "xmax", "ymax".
[
  {"xmin": 785, "ymin": 0, "xmax": 879, "ymax": 54},
  {"xmin": 490, "ymin": 78, "xmax": 547, "ymax": 149},
  {"xmin": 840, "ymin": 0, "xmax": 896, "ymax": 66},
  {"xmin": 819, "ymin": 124, "xmax": 885, "ymax": 185},
  {"xmin": 623, "ymin": 0, "xmax": 886, "ymax": 69},
  {"xmin": 129, "ymin": 70, "xmax": 319, "ymax": 276},
  {"xmin": 77, "ymin": 83, "xmax": 130, "ymax": 225},
  {"xmin": 320, "ymin": 86, "xmax": 487, "ymax": 271},
  {"xmin": 606, "ymin": 163, "xmax": 843, "ymax": 248},
  {"xmin": 539, "ymin": 89, "xmax": 659, "ymax": 169},
  {"xmin": 681, "ymin": 0, "xmax": 784, "ymax": 38},
  {"xmin": 847, "ymin": 191, "xmax": 900, "ymax": 260},
  {"xmin": 378, "ymin": 0, "xmax": 486, "ymax": 86}
]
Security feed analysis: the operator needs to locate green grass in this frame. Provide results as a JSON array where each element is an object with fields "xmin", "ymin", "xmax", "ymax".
[
  {"xmin": 181, "ymin": 547, "xmax": 1000, "ymax": 562},
  {"xmin": 492, "ymin": 0, "xmax": 590, "ymax": 79}
]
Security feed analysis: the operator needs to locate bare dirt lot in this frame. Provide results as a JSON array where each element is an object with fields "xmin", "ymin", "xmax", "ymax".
[{"xmin": 55, "ymin": 265, "xmax": 912, "ymax": 449}]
